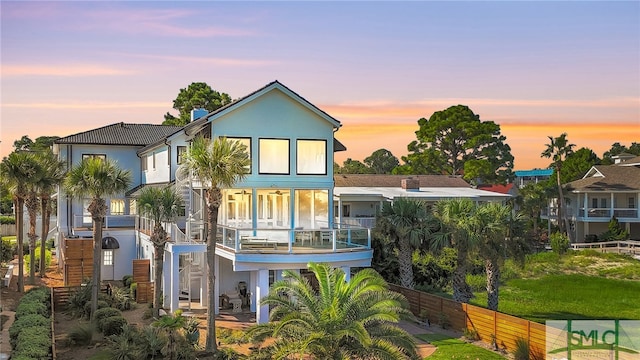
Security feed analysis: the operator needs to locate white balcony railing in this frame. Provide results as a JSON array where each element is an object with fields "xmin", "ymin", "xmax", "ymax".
[{"xmin": 73, "ymin": 214, "xmax": 137, "ymax": 229}]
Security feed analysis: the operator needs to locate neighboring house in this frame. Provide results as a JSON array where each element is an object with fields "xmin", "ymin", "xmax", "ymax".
[
  {"xmin": 514, "ymin": 169, "xmax": 553, "ymax": 189},
  {"xmin": 334, "ymin": 174, "xmax": 512, "ymax": 229},
  {"xmin": 564, "ymin": 156, "xmax": 640, "ymax": 242}
]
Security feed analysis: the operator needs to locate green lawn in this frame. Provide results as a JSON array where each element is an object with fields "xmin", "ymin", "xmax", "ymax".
[
  {"xmin": 470, "ymin": 253, "xmax": 640, "ymax": 323},
  {"xmin": 416, "ymin": 333, "xmax": 506, "ymax": 359}
]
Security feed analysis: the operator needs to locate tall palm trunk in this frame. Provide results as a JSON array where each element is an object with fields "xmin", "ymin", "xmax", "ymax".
[
  {"xmin": 152, "ymin": 223, "xmax": 167, "ymax": 318},
  {"xmin": 26, "ymin": 194, "xmax": 39, "ymax": 284},
  {"xmin": 452, "ymin": 245, "xmax": 473, "ymax": 303},
  {"xmin": 485, "ymin": 257, "xmax": 500, "ymax": 311},
  {"xmin": 397, "ymin": 237, "xmax": 414, "ymax": 289},
  {"xmin": 88, "ymin": 198, "xmax": 106, "ymax": 321},
  {"xmin": 39, "ymin": 197, "xmax": 51, "ymax": 277},
  {"xmin": 205, "ymin": 188, "xmax": 221, "ymax": 353},
  {"xmin": 556, "ymin": 171, "xmax": 574, "ymax": 243},
  {"xmin": 15, "ymin": 198, "xmax": 25, "ymax": 292}
]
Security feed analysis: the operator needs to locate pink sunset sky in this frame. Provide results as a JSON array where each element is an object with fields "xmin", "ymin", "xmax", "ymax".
[{"xmin": 1, "ymin": 1, "xmax": 638, "ymax": 170}]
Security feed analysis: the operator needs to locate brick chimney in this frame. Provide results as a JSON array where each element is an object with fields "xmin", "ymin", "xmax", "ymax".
[{"xmin": 401, "ymin": 177, "xmax": 420, "ymax": 191}]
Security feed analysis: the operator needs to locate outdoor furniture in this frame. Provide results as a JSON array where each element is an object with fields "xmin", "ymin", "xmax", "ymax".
[{"xmin": 240, "ymin": 236, "xmax": 289, "ymax": 249}]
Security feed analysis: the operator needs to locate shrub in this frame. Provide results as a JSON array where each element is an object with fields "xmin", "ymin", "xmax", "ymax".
[
  {"xmin": 463, "ymin": 327, "xmax": 480, "ymax": 341},
  {"xmin": 140, "ymin": 326, "xmax": 167, "ymax": 358},
  {"xmin": 130, "ymin": 282, "xmax": 138, "ymax": 299},
  {"xmin": 0, "ymin": 238, "xmax": 16, "ymax": 263},
  {"xmin": 438, "ymin": 312, "xmax": 450, "ymax": 329},
  {"xmin": 67, "ymin": 323, "xmax": 95, "ymax": 346},
  {"xmin": 9, "ymin": 313, "xmax": 49, "ymax": 348},
  {"xmin": 466, "ymin": 273, "xmax": 486, "ymax": 292},
  {"xmin": 513, "ymin": 337, "xmax": 530, "ymax": 360},
  {"xmin": 102, "ymin": 315, "xmax": 128, "ymax": 336},
  {"xmin": 66, "ymin": 282, "xmax": 92, "ymax": 317},
  {"xmin": 14, "ymin": 326, "xmax": 51, "ymax": 359},
  {"xmin": 550, "ymin": 232, "xmax": 570, "ymax": 255},
  {"xmin": 15, "ymin": 300, "xmax": 48, "ymax": 319},
  {"xmin": 22, "ymin": 286, "xmax": 51, "ymax": 304},
  {"xmin": 110, "ymin": 286, "xmax": 132, "ymax": 311},
  {"xmin": 24, "ymin": 247, "xmax": 52, "ymax": 273},
  {"xmin": 0, "ymin": 215, "xmax": 16, "ymax": 224},
  {"xmin": 95, "ymin": 307, "xmax": 123, "ymax": 331},
  {"xmin": 122, "ymin": 274, "xmax": 133, "ymax": 288},
  {"xmin": 84, "ymin": 300, "xmax": 110, "ymax": 319}
]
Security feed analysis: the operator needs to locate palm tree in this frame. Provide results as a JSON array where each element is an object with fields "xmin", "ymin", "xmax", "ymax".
[
  {"xmin": 377, "ymin": 197, "xmax": 439, "ymax": 289},
  {"xmin": 475, "ymin": 202, "xmax": 521, "ymax": 311},
  {"xmin": 137, "ymin": 186, "xmax": 183, "ymax": 318},
  {"xmin": 432, "ymin": 198, "xmax": 479, "ymax": 303},
  {"xmin": 246, "ymin": 262, "xmax": 419, "ymax": 360},
  {"xmin": 1, "ymin": 151, "xmax": 41, "ymax": 292},
  {"xmin": 64, "ymin": 158, "xmax": 131, "ymax": 320},
  {"xmin": 541, "ymin": 133, "xmax": 575, "ymax": 242},
  {"xmin": 518, "ymin": 182, "xmax": 549, "ymax": 245},
  {"xmin": 180, "ymin": 135, "xmax": 250, "ymax": 352},
  {"xmin": 36, "ymin": 150, "xmax": 66, "ymax": 277},
  {"xmin": 25, "ymin": 170, "xmax": 42, "ymax": 284}
]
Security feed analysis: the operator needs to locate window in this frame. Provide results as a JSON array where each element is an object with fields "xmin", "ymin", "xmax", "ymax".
[
  {"xmin": 129, "ymin": 199, "xmax": 137, "ymax": 215},
  {"xmin": 177, "ymin": 146, "xmax": 187, "ymax": 165},
  {"xmin": 103, "ymin": 250, "xmax": 113, "ymax": 266},
  {"xmin": 297, "ymin": 140, "xmax": 326, "ymax": 175},
  {"xmin": 142, "ymin": 155, "xmax": 148, "ymax": 171},
  {"xmin": 110, "ymin": 199, "xmax": 125, "ymax": 215},
  {"xmin": 592, "ymin": 198, "xmax": 598, "ymax": 208},
  {"xmin": 600, "ymin": 198, "xmax": 607, "ymax": 208},
  {"xmin": 226, "ymin": 137, "xmax": 251, "ymax": 173},
  {"xmin": 82, "ymin": 154, "xmax": 106, "ymax": 161},
  {"xmin": 630, "ymin": 197, "xmax": 635, "ymax": 209},
  {"xmin": 152, "ymin": 152, "xmax": 156, "ymax": 170},
  {"xmin": 259, "ymin": 138, "xmax": 289, "ymax": 174}
]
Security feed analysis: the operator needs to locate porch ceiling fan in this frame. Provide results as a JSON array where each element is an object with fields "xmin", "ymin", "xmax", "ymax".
[{"xmin": 269, "ymin": 190, "xmax": 284, "ymax": 196}]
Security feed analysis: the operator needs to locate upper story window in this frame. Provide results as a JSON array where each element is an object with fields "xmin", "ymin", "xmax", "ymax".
[
  {"xmin": 82, "ymin": 154, "xmax": 106, "ymax": 161},
  {"xmin": 110, "ymin": 199, "xmax": 125, "ymax": 215},
  {"xmin": 227, "ymin": 137, "xmax": 251, "ymax": 174},
  {"xmin": 177, "ymin": 146, "xmax": 187, "ymax": 165},
  {"xmin": 297, "ymin": 139, "xmax": 326, "ymax": 175},
  {"xmin": 630, "ymin": 197, "xmax": 635, "ymax": 209},
  {"xmin": 141, "ymin": 155, "xmax": 147, "ymax": 171},
  {"xmin": 259, "ymin": 138, "xmax": 289, "ymax": 174}
]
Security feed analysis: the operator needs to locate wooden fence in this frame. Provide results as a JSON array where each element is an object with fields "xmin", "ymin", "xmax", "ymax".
[
  {"xmin": 0, "ymin": 224, "xmax": 16, "ymax": 236},
  {"xmin": 51, "ymin": 284, "xmax": 110, "ymax": 311},
  {"xmin": 390, "ymin": 284, "xmax": 545, "ymax": 358}
]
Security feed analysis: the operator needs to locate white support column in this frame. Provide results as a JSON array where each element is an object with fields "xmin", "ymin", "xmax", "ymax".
[
  {"xmin": 163, "ymin": 248, "xmax": 171, "ymax": 309},
  {"xmin": 341, "ymin": 266, "xmax": 351, "ymax": 282},
  {"xmin": 610, "ymin": 193, "xmax": 615, "ymax": 218},
  {"xmin": 584, "ymin": 193, "xmax": 589, "ymax": 218},
  {"xmin": 212, "ymin": 255, "xmax": 218, "ymax": 314},
  {"xmin": 170, "ymin": 251, "xmax": 179, "ymax": 313},
  {"xmin": 249, "ymin": 271, "xmax": 257, "ymax": 312},
  {"xmin": 255, "ymin": 269, "xmax": 270, "ymax": 324}
]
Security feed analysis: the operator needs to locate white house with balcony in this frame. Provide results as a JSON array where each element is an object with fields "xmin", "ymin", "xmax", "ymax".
[
  {"xmin": 54, "ymin": 81, "xmax": 372, "ymax": 324},
  {"xmin": 564, "ymin": 155, "xmax": 640, "ymax": 242}
]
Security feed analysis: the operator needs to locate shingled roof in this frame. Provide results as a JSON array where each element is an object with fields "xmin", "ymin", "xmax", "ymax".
[
  {"xmin": 567, "ymin": 165, "xmax": 640, "ymax": 192},
  {"xmin": 55, "ymin": 123, "xmax": 183, "ymax": 146},
  {"xmin": 334, "ymin": 174, "xmax": 470, "ymax": 188}
]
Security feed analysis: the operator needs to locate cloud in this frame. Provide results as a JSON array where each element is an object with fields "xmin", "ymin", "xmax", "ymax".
[
  {"xmin": 3, "ymin": 101, "xmax": 167, "ymax": 110},
  {"xmin": 123, "ymin": 53, "xmax": 279, "ymax": 67},
  {"xmin": 2, "ymin": 64, "xmax": 134, "ymax": 77}
]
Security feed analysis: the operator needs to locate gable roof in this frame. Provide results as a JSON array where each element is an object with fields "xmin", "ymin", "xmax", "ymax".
[
  {"xmin": 567, "ymin": 165, "xmax": 640, "ymax": 192},
  {"xmin": 334, "ymin": 174, "xmax": 471, "ymax": 188},
  {"xmin": 55, "ymin": 123, "xmax": 182, "ymax": 147},
  {"xmin": 183, "ymin": 80, "xmax": 341, "ymax": 135}
]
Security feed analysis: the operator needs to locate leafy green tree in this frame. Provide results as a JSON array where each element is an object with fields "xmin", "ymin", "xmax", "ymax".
[
  {"xmin": 162, "ymin": 82, "xmax": 232, "ymax": 126},
  {"xmin": 1, "ymin": 151, "xmax": 41, "ymax": 292},
  {"xmin": 432, "ymin": 198, "xmax": 479, "ymax": 303},
  {"xmin": 364, "ymin": 148, "xmax": 400, "ymax": 174},
  {"xmin": 401, "ymin": 105, "xmax": 514, "ymax": 184},
  {"xmin": 13, "ymin": 135, "xmax": 59, "ymax": 153},
  {"xmin": 560, "ymin": 147, "xmax": 600, "ymax": 183},
  {"xmin": 36, "ymin": 150, "xmax": 66, "ymax": 277},
  {"xmin": 339, "ymin": 158, "xmax": 373, "ymax": 174},
  {"xmin": 64, "ymin": 158, "xmax": 131, "ymax": 320},
  {"xmin": 181, "ymin": 136, "xmax": 250, "ymax": 352},
  {"xmin": 541, "ymin": 133, "xmax": 575, "ymax": 242},
  {"xmin": 137, "ymin": 186, "xmax": 183, "ymax": 318},
  {"xmin": 377, "ymin": 198, "xmax": 439, "ymax": 288},
  {"xmin": 599, "ymin": 216, "xmax": 630, "ymax": 241},
  {"xmin": 602, "ymin": 142, "xmax": 640, "ymax": 164},
  {"xmin": 246, "ymin": 263, "xmax": 419, "ymax": 360},
  {"xmin": 549, "ymin": 232, "xmax": 570, "ymax": 255}
]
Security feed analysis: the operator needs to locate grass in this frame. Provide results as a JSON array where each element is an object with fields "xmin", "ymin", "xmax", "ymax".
[
  {"xmin": 470, "ymin": 251, "xmax": 640, "ymax": 323},
  {"xmin": 416, "ymin": 333, "xmax": 506, "ymax": 359}
]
